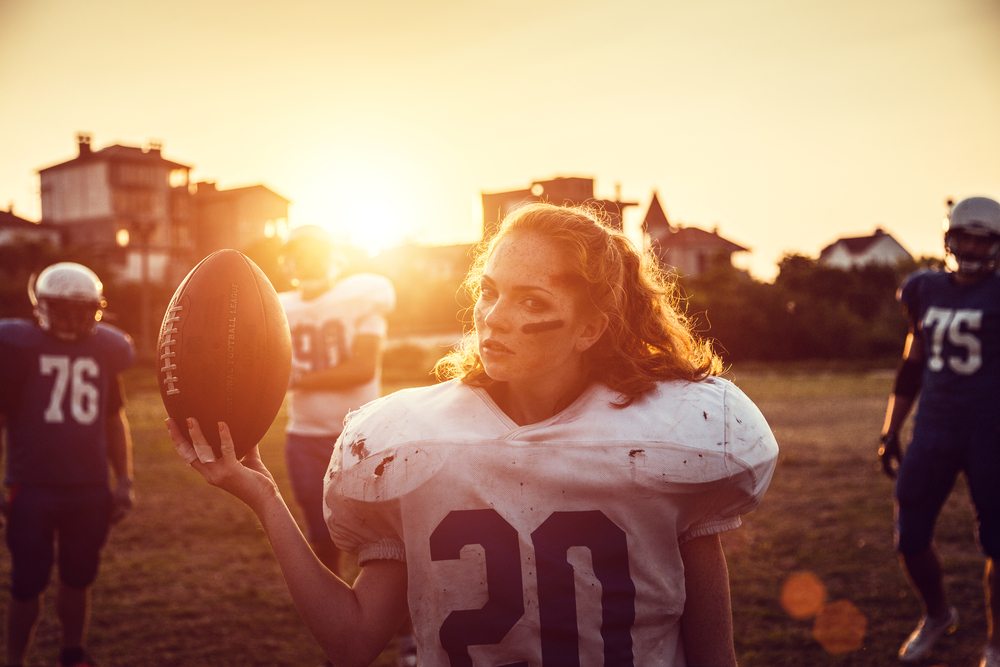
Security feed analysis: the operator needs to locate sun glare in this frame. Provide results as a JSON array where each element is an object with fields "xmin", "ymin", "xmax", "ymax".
[
  {"xmin": 288, "ymin": 146, "xmax": 432, "ymax": 257},
  {"xmin": 344, "ymin": 194, "xmax": 416, "ymax": 257}
]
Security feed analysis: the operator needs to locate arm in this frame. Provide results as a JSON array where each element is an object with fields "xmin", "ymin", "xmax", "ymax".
[
  {"xmin": 167, "ymin": 417, "xmax": 408, "ymax": 666},
  {"xmin": 106, "ymin": 374, "xmax": 135, "ymax": 523},
  {"xmin": 879, "ymin": 329, "xmax": 925, "ymax": 478},
  {"xmin": 106, "ymin": 407, "xmax": 135, "ymax": 523},
  {"xmin": 291, "ymin": 334, "xmax": 382, "ymax": 392},
  {"xmin": 679, "ymin": 533, "xmax": 736, "ymax": 667}
]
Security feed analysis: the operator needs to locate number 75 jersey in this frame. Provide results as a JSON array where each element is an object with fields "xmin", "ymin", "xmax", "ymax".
[
  {"xmin": 899, "ymin": 270, "xmax": 1000, "ymax": 425},
  {"xmin": 325, "ymin": 377, "xmax": 778, "ymax": 666}
]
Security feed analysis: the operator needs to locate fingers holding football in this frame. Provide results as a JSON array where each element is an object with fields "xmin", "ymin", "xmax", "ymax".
[
  {"xmin": 213, "ymin": 422, "xmax": 277, "ymax": 486},
  {"xmin": 166, "ymin": 417, "xmax": 279, "ymax": 508},
  {"xmin": 166, "ymin": 417, "xmax": 200, "ymax": 464},
  {"xmin": 186, "ymin": 417, "xmax": 218, "ymax": 463},
  {"xmin": 237, "ymin": 443, "xmax": 272, "ymax": 479}
]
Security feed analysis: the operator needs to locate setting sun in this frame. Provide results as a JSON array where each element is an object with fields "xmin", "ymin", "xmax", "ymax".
[{"xmin": 286, "ymin": 143, "xmax": 436, "ymax": 256}]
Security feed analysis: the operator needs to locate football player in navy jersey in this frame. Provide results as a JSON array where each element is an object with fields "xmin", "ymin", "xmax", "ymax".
[
  {"xmin": 0, "ymin": 263, "xmax": 136, "ymax": 667},
  {"xmin": 168, "ymin": 203, "xmax": 778, "ymax": 667},
  {"xmin": 879, "ymin": 196, "xmax": 1000, "ymax": 666}
]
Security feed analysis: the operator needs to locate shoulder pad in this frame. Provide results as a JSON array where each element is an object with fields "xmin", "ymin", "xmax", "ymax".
[
  {"xmin": 336, "ymin": 273, "xmax": 396, "ymax": 314},
  {"xmin": 93, "ymin": 324, "xmax": 137, "ymax": 367},
  {"xmin": 0, "ymin": 319, "xmax": 41, "ymax": 347},
  {"xmin": 898, "ymin": 269, "xmax": 940, "ymax": 308}
]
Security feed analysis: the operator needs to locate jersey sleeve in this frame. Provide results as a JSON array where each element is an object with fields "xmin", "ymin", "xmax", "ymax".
[
  {"xmin": 323, "ymin": 406, "xmax": 408, "ymax": 564},
  {"xmin": 677, "ymin": 381, "xmax": 778, "ymax": 543},
  {"xmin": 95, "ymin": 324, "xmax": 137, "ymax": 376},
  {"xmin": 0, "ymin": 321, "xmax": 31, "ymax": 414},
  {"xmin": 351, "ymin": 274, "xmax": 395, "ymax": 337},
  {"xmin": 355, "ymin": 311, "xmax": 388, "ymax": 338},
  {"xmin": 0, "ymin": 335, "xmax": 19, "ymax": 415},
  {"xmin": 113, "ymin": 329, "xmax": 137, "ymax": 374},
  {"xmin": 364, "ymin": 274, "xmax": 396, "ymax": 316},
  {"xmin": 897, "ymin": 270, "xmax": 928, "ymax": 321}
]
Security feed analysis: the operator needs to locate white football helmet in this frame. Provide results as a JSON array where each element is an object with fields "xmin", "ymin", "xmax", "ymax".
[
  {"xmin": 943, "ymin": 196, "xmax": 1000, "ymax": 278},
  {"xmin": 279, "ymin": 225, "xmax": 347, "ymax": 291},
  {"xmin": 29, "ymin": 262, "xmax": 106, "ymax": 341}
]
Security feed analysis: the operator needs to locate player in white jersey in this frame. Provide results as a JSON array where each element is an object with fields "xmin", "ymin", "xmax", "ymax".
[
  {"xmin": 168, "ymin": 202, "xmax": 779, "ymax": 667},
  {"xmin": 277, "ymin": 225, "xmax": 395, "ymax": 576}
]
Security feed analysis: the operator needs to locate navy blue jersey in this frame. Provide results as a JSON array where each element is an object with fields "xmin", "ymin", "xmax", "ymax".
[
  {"xmin": 899, "ymin": 270, "xmax": 1000, "ymax": 426},
  {"xmin": 0, "ymin": 319, "xmax": 135, "ymax": 486}
]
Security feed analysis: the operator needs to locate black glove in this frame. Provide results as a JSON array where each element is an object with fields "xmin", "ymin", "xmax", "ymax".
[{"xmin": 878, "ymin": 432, "xmax": 902, "ymax": 479}]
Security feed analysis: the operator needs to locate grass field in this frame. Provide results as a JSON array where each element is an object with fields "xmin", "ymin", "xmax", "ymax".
[{"xmin": 0, "ymin": 365, "xmax": 989, "ymax": 666}]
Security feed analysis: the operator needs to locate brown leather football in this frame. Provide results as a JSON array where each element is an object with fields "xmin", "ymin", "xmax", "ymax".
[{"xmin": 158, "ymin": 250, "xmax": 291, "ymax": 459}]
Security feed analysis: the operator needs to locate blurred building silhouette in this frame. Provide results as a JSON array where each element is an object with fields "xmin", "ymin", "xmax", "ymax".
[
  {"xmin": 191, "ymin": 181, "xmax": 289, "ymax": 258},
  {"xmin": 35, "ymin": 133, "xmax": 288, "ymax": 285},
  {"xmin": 481, "ymin": 176, "xmax": 638, "ymax": 240},
  {"xmin": 642, "ymin": 192, "xmax": 750, "ymax": 277},
  {"xmin": 480, "ymin": 179, "xmax": 751, "ymax": 279},
  {"xmin": 372, "ymin": 243, "xmax": 475, "ymax": 334},
  {"xmin": 818, "ymin": 228, "xmax": 912, "ymax": 269},
  {"xmin": 38, "ymin": 133, "xmax": 194, "ymax": 285},
  {"xmin": 0, "ymin": 206, "xmax": 60, "ymax": 250}
]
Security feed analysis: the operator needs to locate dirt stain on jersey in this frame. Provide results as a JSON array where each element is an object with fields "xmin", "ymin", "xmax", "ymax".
[
  {"xmin": 348, "ymin": 436, "xmax": 368, "ymax": 460},
  {"xmin": 374, "ymin": 455, "xmax": 394, "ymax": 477}
]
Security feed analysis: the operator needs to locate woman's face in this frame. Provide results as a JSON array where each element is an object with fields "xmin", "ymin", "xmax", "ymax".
[{"xmin": 474, "ymin": 232, "xmax": 606, "ymax": 387}]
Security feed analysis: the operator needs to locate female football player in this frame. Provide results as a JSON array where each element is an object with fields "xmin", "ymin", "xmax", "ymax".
[{"xmin": 168, "ymin": 202, "xmax": 778, "ymax": 666}]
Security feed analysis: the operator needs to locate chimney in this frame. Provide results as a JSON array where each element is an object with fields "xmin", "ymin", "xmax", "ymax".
[
  {"xmin": 147, "ymin": 139, "xmax": 162, "ymax": 156},
  {"xmin": 77, "ymin": 133, "xmax": 92, "ymax": 156}
]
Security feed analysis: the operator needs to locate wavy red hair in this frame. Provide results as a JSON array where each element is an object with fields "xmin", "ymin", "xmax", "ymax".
[{"xmin": 434, "ymin": 202, "xmax": 721, "ymax": 405}]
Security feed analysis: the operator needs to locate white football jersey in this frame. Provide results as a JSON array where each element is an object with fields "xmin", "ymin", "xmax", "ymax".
[
  {"xmin": 325, "ymin": 376, "xmax": 778, "ymax": 667},
  {"xmin": 279, "ymin": 273, "xmax": 395, "ymax": 436}
]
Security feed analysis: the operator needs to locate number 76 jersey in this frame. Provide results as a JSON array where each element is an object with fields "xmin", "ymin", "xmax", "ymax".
[
  {"xmin": 0, "ymin": 319, "xmax": 135, "ymax": 486},
  {"xmin": 325, "ymin": 377, "xmax": 778, "ymax": 666}
]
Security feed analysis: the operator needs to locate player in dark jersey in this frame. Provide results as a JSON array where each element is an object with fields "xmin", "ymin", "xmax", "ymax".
[
  {"xmin": 0, "ymin": 263, "xmax": 136, "ymax": 667},
  {"xmin": 879, "ymin": 196, "xmax": 1000, "ymax": 666}
]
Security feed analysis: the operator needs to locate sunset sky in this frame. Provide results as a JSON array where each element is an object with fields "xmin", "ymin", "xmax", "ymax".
[{"xmin": 1, "ymin": 0, "xmax": 998, "ymax": 280}]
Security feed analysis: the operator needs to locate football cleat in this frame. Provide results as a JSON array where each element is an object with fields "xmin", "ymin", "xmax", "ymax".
[
  {"xmin": 29, "ymin": 262, "xmax": 106, "ymax": 341},
  {"xmin": 58, "ymin": 646, "xmax": 98, "ymax": 667},
  {"xmin": 898, "ymin": 605, "xmax": 958, "ymax": 663},
  {"xmin": 943, "ymin": 196, "xmax": 1000, "ymax": 278}
]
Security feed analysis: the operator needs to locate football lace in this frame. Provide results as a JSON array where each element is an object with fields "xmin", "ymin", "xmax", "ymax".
[{"xmin": 159, "ymin": 305, "xmax": 182, "ymax": 396}]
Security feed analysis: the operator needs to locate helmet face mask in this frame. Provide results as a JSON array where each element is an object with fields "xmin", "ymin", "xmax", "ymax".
[
  {"xmin": 36, "ymin": 298, "xmax": 103, "ymax": 341},
  {"xmin": 943, "ymin": 197, "xmax": 1000, "ymax": 279},
  {"xmin": 29, "ymin": 262, "xmax": 106, "ymax": 341}
]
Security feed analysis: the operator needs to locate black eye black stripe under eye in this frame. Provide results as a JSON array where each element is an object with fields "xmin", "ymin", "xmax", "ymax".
[{"xmin": 521, "ymin": 320, "xmax": 565, "ymax": 334}]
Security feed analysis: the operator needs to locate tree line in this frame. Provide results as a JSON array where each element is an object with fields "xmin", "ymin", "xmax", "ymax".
[
  {"xmin": 0, "ymin": 238, "xmax": 937, "ymax": 366},
  {"xmin": 675, "ymin": 253, "xmax": 941, "ymax": 365}
]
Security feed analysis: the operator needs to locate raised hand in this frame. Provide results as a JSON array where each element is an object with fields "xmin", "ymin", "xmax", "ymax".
[{"xmin": 166, "ymin": 417, "xmax": 280, "ymax": 511}]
